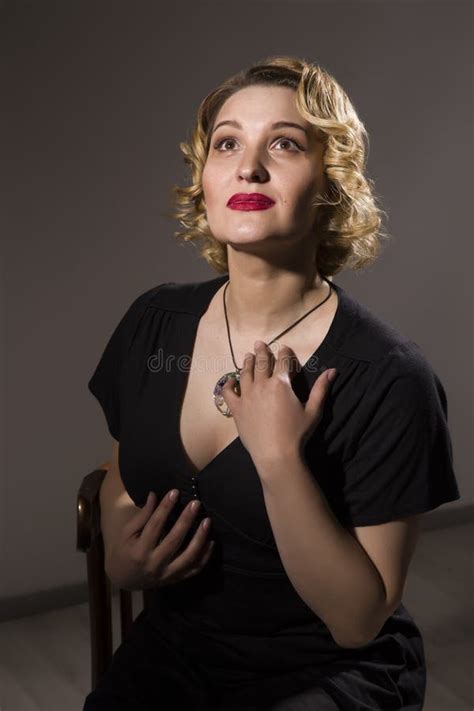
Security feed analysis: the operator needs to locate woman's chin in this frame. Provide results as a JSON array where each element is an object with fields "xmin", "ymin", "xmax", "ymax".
[{"xmin": 220, "ymin": 230, "xmax": 284, "ymax": 246}]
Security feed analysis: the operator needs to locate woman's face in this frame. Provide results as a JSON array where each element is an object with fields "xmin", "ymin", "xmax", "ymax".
[{"xmin": 202, "ymin": 85, "xmax": 327, "ymax": 257}]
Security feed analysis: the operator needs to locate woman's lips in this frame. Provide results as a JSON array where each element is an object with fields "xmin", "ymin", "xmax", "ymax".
[
  {"xmin": 228, "ymin": 201, "xmax": 275, "ymax": 211},
  {"xmin": 227, "ymin": 194, "xmax": 275, "ymax": 211}
]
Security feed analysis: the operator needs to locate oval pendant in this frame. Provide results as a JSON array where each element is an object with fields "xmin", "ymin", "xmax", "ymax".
[{"xmin": 213, "ymin": 371, "xmax": 241, "ymax": 417}]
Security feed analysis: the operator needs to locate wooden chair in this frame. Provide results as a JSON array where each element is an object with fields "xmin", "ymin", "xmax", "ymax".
[{"xmin": 76, "ymin": 462, "xmax": 155, "ymax": 690}]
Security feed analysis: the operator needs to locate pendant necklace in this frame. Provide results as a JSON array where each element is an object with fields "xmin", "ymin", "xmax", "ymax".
[{"xmin": 213, "ymin": 277, "xmax": 334, "ymax": 417}]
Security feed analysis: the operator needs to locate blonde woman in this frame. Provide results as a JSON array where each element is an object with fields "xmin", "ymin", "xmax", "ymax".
[{"xmin": 84, "ymin": 56, "xmax": 460, "ymax": 710}]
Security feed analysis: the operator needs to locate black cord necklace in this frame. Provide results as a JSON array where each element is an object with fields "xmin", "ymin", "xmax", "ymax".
[{"xmin": 213, "ymin": 277, "xmax": 334, "ymax": 417}]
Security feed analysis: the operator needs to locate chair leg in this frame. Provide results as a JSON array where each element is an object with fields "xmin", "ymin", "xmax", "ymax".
[
  {"xmin": 120, "ymin": 589, "xmax": 134, "ymax": 640},
  {"xmin": 87, "ymin": 534, "xmax": 112, "ymax": 690},
  {"xmin": 142, "ymin": 587, "xmax": 155, "ymax": 612}
]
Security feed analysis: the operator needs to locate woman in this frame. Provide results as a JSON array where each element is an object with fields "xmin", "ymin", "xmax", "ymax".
[{"xmin": 84, "ymin": 56, "xmax": 460, "ymax": 710}]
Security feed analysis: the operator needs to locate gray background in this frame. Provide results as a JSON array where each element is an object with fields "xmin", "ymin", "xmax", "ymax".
[{"xmin": 1, "ymin": 0, "xmax": 472, "ymax": 611}]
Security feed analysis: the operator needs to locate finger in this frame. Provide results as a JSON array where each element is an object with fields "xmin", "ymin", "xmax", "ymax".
[
  {"xmin": 239, "ymin": 351, "xmax": 254, "ymax": 388},
  {"xmin": 136, "ymin": 489, "xmax": 183, "ymax": 550},
  {"xmin": 159, "ymin": 538, "xmax": 216, "ymax": 586},
  {"xmin": 158, "ymin": 517, "xmax": 214, "ymax": 578},
  {"xmin": 124, "ymin": 490, "xmax": 168, "ymax": 537},
  {"xmin": 180, "ymin": 538, "xmax": 216, "ymax": 579},
  {"xmin": 254, "ymin": 340, "xmax": 274, "ymax": 379},
  {"xmin": 152, "ymin": 499, "xmax": 203, "ymax": 566},
  {"xmin": 274, "ymin": 345, "xmax": 300, "ymax": 380},
  {"xmin": 305, "ymin": 368, "xmax": 338, "ymax": 416},
  {"xmin": 221, "ymin": 373, "xmax": 241, "ymax": 412}
]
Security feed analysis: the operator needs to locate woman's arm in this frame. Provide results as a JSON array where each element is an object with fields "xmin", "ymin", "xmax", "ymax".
[
  {"xmin": 256, "ymin": 450, "xmax": 421, "ymax": 649},
  {"xmin": 100, "ymin": 439, "xmax": 143, "ymax": 576}
]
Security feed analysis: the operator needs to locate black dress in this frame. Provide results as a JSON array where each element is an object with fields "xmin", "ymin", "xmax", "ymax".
[{"xmin": 84, "ymin": 274, "xmax": 461, "ymax": 710}]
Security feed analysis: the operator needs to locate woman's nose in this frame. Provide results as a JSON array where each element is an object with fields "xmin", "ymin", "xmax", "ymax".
[{"xmin": 238, "ymin": 163, "xmax": 269, "ymax": 182}]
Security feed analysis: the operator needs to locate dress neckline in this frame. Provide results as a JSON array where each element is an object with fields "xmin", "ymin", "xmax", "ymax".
[{"xmin": 175, "ymin": 273, "xmax": 348, "ymax": 479}]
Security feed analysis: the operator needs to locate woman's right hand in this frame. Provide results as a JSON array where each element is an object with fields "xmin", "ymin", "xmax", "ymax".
[{"xmin": 105, "ymin": 490, "xmax": 215, "ymax": 591}]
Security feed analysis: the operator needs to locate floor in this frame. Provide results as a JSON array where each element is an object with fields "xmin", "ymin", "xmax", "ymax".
[{"xmin": 0, "ymin": 522, "xmax": 472, "ymax": 710}]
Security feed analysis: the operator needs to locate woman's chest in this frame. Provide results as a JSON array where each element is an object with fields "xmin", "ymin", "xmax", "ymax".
[
  {"xmin": 116, "ymin": 312, "xmax": 274, "ymax": 546},
  {"xmin": 178, "ymin": 300, "xmax": 339, "ymax": 478},
  {"xmin": 178, "ymin": 318, "xmax": 242, "ymax": 477},
  {"xmin": 118, "ymin": 306, "xmax": 344, "ymax": 562}
]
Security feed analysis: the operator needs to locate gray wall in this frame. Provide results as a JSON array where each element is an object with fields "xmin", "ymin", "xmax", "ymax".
[{"xmin": 1, "ymin": 0, "xmax": 472, "ymax": 608}]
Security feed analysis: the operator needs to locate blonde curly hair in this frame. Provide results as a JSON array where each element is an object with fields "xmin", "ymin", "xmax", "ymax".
[{"xmin": 167, "ymin": 55, "xmax": 389, "ymax": 278}]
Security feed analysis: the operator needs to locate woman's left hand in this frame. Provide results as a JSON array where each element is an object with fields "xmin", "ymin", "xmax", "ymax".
[{"xmin": 221, "ymin": 340, "xmax": 337, "ymax": 469}]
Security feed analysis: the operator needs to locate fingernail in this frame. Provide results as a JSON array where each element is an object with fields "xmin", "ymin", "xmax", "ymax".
[
  {"xmin": 326, "ymin": 368, "xmax": 338, "ymax": 383},
  {"xmin": 169, "ymin": 489, "xmax": 179, "ymax": 501},
  {"xmin": 202, "ymin": 517, "xmax": 212, "ymax": 530}
]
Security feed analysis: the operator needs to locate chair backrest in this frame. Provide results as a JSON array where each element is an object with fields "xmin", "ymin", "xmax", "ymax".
[{"xmin": 76, "ymin": 463, "xmax": 154, "ymax": 690}]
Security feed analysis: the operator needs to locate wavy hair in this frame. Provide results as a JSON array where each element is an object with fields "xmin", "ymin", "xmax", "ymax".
[{"xmin": 167, "ymin": 55, "xmax": 389, "ymax": 278}]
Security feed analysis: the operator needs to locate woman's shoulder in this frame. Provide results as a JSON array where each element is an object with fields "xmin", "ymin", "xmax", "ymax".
[
  {"xmin": 333, "ymin": 282, "xmax": 432, "ymax": 374},
  {"xmin": 137, "ymin": 274, "xmax": 228, "ymax": 316}
]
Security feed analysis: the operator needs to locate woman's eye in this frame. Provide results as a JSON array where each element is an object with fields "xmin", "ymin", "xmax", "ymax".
[
  {"xmin": 274, "ymin": 137, "xmax": 301, "ymax": 151},
  {"xmin": 215, "ymin": 137, "xmax": 237, "ymax": 151},
  {"xmin": 214, "ymin": 136, "xmax": 302, "ymax": 152}
]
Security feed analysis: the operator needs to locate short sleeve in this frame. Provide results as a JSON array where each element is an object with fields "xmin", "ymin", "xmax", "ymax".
[
  {"xmin": 88, "ymin": 283, "xmax": 173, "ymax": 441},
  {"xmin": 339, "ymin": 342, "xmax": 461, "ymax": 526}
]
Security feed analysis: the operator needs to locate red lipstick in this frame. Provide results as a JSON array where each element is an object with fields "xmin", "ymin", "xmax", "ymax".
[{"xmin": 227, "ymin": 192, "xmax": 275, "ymax": 211}]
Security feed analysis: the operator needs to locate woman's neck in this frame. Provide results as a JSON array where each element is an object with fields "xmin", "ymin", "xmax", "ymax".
[{"xmin": 222, "ymin": 269, "xmax": 329, "ymax": 336}]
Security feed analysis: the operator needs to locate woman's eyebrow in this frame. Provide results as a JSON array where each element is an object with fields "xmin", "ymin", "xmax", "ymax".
[{"xmin": 211, "ymin": 119, "xmax": 309, "ymax": 136}]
